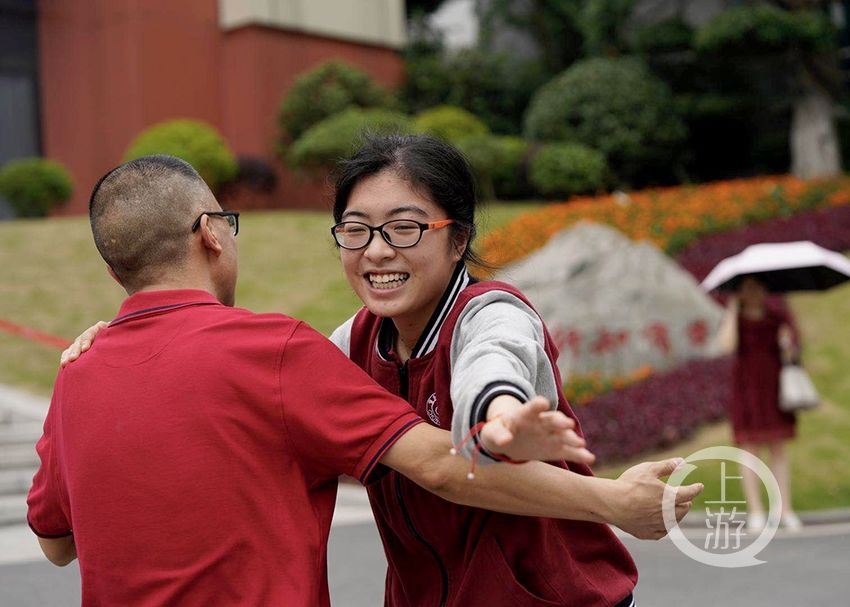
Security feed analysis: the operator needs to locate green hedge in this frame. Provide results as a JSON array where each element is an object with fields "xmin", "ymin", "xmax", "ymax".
[
  {"xmin": 278, "ymin": 61, "xmax": 394, "ymax": 144},
  {"xmin": 413, "ymin": 105, "xmax": 489, "ymax": 144},
  {"xmin": 528, "ymin": 142, "xmax": 608, "ymax": 198},
  {"xmin": 455, "ymin": 135, "xmax": 532, "ymax": 200},
  {"xmin": 124, "ymin": 120, "xmax": 237, "ymax": 192},
  {"xmin": 0, "ymin": 158, "xmax": 73, "ymax": 218},
  {"xmin": 523, "ymin": 57, "xmax": 686, "ymax": 186},
  {"xmin": 288, "ymin": 108, "xmax": 415, "ymax": 170}
]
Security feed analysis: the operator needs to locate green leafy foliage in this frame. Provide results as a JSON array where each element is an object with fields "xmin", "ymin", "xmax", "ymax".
[
  {"xmin": 524, "ymin": 57, "xmax": 686, "ymax": 186},
  {"xmin": 631, "ymin": 16, "xmax": 694, "ymax": 54},
  {"xmin": 476, "ymin": 0, "xmax": 584, "ymax": 75},
  {"xmin": 577, "ymin": 0, "xmax": 634, "ymax": 57},
  {"xmin": 277, "ymin": 61, "xmax": 395, "ymax": 143},
  {"xmin": 455, "ymin": 135, "xmax": 533, "ymax": 200},
  {"xmin": 695, "ymin": 4, "xmax": 834, "ymax": 55},
  {"xmin": 124, "ymin": 120, "xmax": 237, "ymax": 192},
  {"xmin": 401, "ymin": 47, "xmax": 548, "ymax": 135},
  {"xmin": 413, "ymin": 105, "xmax": 490, "ymax": 143},
  {"xmin": 528, "ymin": 142, "xmax": 608, "ymax": 198},
  {"xmin": 0, "ymin": 158, "xmax": 73, "ymax": 217},
  {"xmin": 287, "ymin": 108, "xmax": 415, "ymax": 170}
]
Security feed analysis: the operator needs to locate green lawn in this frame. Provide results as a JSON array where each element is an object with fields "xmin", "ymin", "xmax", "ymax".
[
  {"xmin": 0, "ymin": 201, "xmax": 542, "ymax": 395},
  {"xmin": 1, "ymin": 201, "xmax": 848, "ymax": 512}
]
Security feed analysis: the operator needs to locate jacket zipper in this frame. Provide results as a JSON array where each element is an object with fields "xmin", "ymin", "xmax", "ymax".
[{"xmin": 395, "ymin": 362, "xmax": 449, "ymax": 607}]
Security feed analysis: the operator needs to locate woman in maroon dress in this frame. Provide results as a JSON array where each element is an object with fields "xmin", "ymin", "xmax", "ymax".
[{"xmin": 717, "ymin": 275, "xmax": 801, "ymax": 531}]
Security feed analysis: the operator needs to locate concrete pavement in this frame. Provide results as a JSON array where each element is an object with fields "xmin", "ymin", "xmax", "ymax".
[{"xmin": 3, "ymin": 483, "xmax": 850, "ymax": 606}]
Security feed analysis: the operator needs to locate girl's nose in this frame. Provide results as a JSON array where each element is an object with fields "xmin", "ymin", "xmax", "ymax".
[{"xmin": 363, "ymin": 230, "xmax": 396, "ymax": 260}]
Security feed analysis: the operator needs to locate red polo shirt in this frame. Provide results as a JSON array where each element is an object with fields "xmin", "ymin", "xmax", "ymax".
[{"xmin": 27, "ymin": 290, "xmax": 422, "ymax": 606}]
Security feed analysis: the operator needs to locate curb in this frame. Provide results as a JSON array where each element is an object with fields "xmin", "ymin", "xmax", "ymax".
[{"xmin": 678, "ymin": 506, "xmax": 850, "ymax": 528}]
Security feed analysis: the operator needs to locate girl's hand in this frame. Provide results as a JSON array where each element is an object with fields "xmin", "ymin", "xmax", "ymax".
[
  {"xmin": 60, "ymin": 321, "xmax": 108, "ymax": 367},
  {"xmin": 479, "ymin": 395, "xmax": 595, "ymax": 465}
]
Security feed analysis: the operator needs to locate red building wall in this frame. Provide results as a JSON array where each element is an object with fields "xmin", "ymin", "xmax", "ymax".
[{"xmin": 37, "ymin": 0, "xmax": 404, "ymax": 215}]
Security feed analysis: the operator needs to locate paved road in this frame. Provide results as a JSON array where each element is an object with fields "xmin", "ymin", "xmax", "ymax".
[{"xmin": 3, "ymin": 484, "xmax": 849, "ymax": 606}]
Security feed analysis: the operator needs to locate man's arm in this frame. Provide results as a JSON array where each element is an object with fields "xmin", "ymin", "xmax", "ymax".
[
  {"xmin": 37, "ymin": 536, "xmax": 76, "ymax": 566},
  {"xmin": 380, "ymin": 423, "xmax": 703, "ymax": 540}
]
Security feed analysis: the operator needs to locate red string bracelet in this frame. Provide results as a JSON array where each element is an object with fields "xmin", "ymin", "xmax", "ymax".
[{"xmin": 450, "ymin": 416, "xmax": 528, "ymax": 479}]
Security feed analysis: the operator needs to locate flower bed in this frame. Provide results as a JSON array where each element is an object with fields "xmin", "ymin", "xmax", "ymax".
[
  {"xmin": 675, "ymin": 203, "xmax": 850, "ymax": 283},
  {"xmin": 563, "ymin": 366, "xmax": 653, "ymax": 405},
  {"xmin": 479, "ymin": 175, "xmax": 850, "ymax": 269},
  {"xmin": 574, "ymin": 357, "xmax": 733, "ymax": 465}
]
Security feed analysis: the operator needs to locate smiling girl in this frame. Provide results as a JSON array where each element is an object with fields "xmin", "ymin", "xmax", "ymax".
[{"xmin": 328, "ymin": 134, "xmax": 639, "ymax": 607}]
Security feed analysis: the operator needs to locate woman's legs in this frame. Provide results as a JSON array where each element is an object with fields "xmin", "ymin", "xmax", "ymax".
[
  {"xmin": 768, "ymin": 440, "xmax": 802, "ymax": 529},
  {"xmin": 740, "ymin": 443, "xmax": 765, "ymax": 514},
  {"xmin": 740, "ymin": 443, "xmax": 767, "ymax": 531},
  {"xmin": 767, "ymin": 440, "xmax": 792, "ymax": 515}
]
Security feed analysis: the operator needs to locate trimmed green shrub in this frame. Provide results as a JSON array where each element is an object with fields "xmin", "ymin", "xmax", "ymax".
[
  {"xmin": 523, "ymin": 57, "xmax": 686, "ymax": 185},
  {"xmin": 413, "ymin": 105, "xmax": 490, "ymax": 144},
  {"xmin": 288, "ymin": 108, "xmax": 415, "ymax": 170},
  {"xmin": 278, "ymin": 61, "xmax": 395, "ymax": 143},
  {"xmin": 124, "ymin": 120, "xmax": 237, "ymax": 192},
  {"xmin": 695, "ymin": 5, "xmax": 833, "ymax": 55},
  {"xmin": 456, "ymin": 135, "xmax": 533, "ymax": 200},
  {"xmin": 0, "ymin": 158, "xmax": 73, "ymax": 217},
  {"xmin": 528, "ymin": 143, "xmax": 608, "ymax": 198}
]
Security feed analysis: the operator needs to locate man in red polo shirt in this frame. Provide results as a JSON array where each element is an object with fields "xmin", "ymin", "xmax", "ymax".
[{"xmin": 28, "ymin": 155, "xmax": 640, "ymax": 606}]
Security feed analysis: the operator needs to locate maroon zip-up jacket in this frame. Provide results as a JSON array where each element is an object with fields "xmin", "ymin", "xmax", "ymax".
[{"xmin": 341, "ymin": 270, "xmax": 638, "ymax": 606}]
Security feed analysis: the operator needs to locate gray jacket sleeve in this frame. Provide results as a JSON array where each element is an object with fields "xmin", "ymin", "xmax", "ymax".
[
  {"xmin": 449, "ymin": 291, "xmax": 560, "ymax": 463},
  {"xmin": 329, "ymin": 314, "xmax": 355, "ymax": 356}
]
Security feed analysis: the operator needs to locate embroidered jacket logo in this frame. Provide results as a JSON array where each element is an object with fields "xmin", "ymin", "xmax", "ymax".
[{"xmin": 425, "ymin": 393, "xmax": 440, "ymax": 426}]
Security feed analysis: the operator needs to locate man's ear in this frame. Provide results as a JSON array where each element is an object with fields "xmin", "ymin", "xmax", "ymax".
[
  {"xmin": 106, "ymin": 265, "xmax": 123, "ymax": 287},
  {"xmin": 198, "ymin": 214, "xmax": 223, "ymax": 257}
]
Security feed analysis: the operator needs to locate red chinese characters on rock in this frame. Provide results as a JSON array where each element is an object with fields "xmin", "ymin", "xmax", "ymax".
[
  {"xmin": 642, "ymin": 323, "xmax": 672, "ymax": 356},
  {"xmin": 553, "ymin": 320, "xmax": 712, "ymax": 358},
  {"xmin": 552, "ymin": 328, "xmax": 583, "ymax": 357},
  {"xmin": 590, "ymin": 329, "xmax": 629, "ymax": 355},
  {"xmin": 687, "ymin": 320, "xmax": 709, "ymax": 347}
]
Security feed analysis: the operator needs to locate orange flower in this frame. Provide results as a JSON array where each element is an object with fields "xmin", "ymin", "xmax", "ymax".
[{"xmin": 480, "ymin": 175, "xmax": 849, "ymax": 270}]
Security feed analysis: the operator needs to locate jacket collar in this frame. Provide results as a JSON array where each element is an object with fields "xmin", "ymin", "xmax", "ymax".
[{"xmin": 377, "ymin": 262, "xmax": 473, "ymax": 361}]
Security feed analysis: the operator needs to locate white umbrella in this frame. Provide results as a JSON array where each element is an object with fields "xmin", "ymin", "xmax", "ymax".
[{"xmin": 700, "ymin": 241, "xmax": 850, "ymax": 293}]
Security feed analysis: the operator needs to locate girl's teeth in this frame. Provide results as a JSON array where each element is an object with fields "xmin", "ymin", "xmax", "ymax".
[{"xmin": 369, "ymin": 273, "xmax": 409, "ymax": 289}]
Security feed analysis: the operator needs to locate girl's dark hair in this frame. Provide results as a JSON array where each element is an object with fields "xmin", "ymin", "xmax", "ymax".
[{"xmin": 333, "ymin": 133, "xmax": 489, "ymax": 269}]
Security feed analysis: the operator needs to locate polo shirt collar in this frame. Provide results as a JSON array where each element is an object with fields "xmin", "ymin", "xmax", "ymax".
[{"xmin": 112, "ymin": 289, "xmax": 221, "ymax": 326}]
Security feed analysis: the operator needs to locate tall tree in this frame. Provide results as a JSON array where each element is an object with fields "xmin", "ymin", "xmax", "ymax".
[{"xmin": 695, "ymin": 1, "xmax": 843, "ymax": 178}]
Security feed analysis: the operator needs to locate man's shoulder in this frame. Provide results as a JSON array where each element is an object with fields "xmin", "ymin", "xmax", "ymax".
[{"xmin": 194, "ymin": 305, "xmax": 304, "ymax": 340}]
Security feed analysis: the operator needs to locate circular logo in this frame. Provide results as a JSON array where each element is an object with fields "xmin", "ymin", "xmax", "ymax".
[
  {"xmin": 662, "ymin": 446, "xmax": 781, "ymax": 568},
  {"xmin": 425, "ymin": 393, "xmax": 440, "ymax": 426}
]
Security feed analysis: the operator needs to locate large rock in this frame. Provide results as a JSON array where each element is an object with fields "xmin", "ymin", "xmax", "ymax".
[{"xmin": 494, "ymin": 222, "xmax": 723, "ymax": 378}]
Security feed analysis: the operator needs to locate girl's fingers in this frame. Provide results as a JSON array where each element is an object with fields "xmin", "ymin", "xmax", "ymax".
[{"xmin": 562, "ymin": 446, "xmax": 595, "ymax": 465}]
